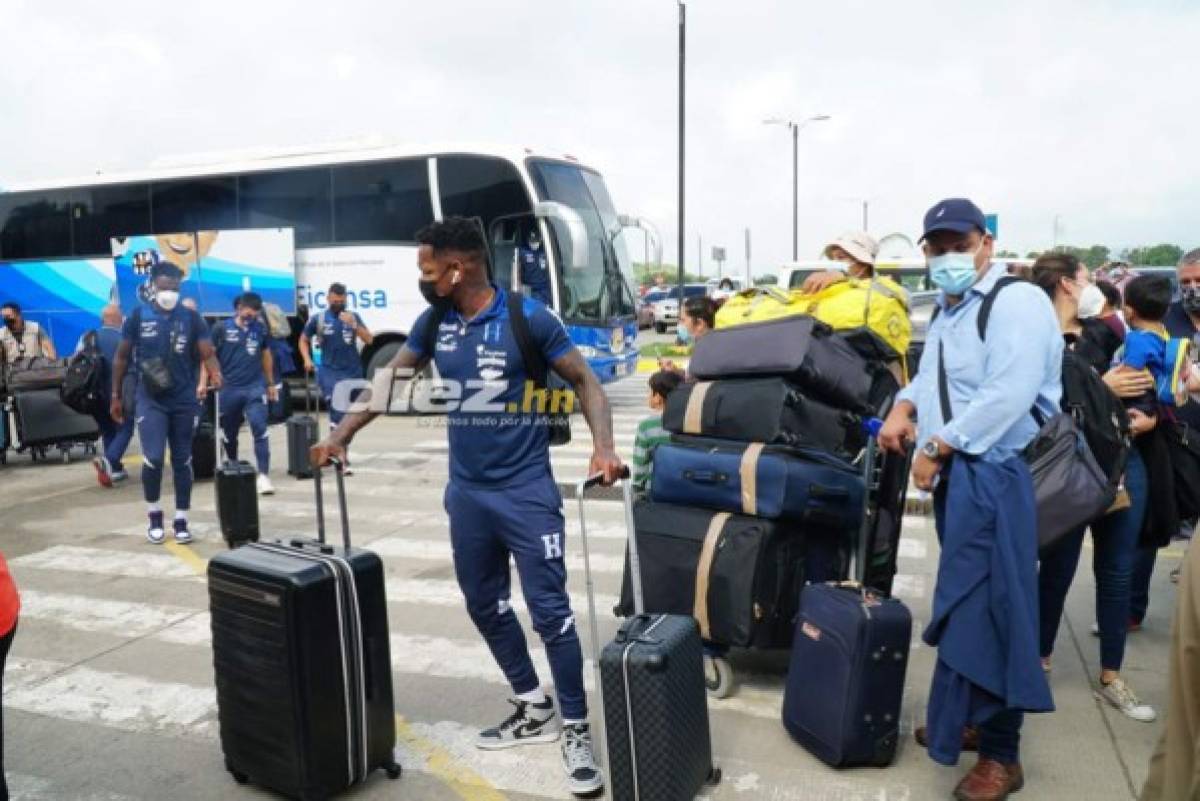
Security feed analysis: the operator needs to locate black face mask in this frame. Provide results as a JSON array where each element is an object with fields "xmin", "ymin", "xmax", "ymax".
[
  {"xmin": 419, "ymin": 279, "xmax": 455, "ymax": 312},
  {"xmin": 328, "ymin": 303, "xmax": 346, "ymax": 315}
]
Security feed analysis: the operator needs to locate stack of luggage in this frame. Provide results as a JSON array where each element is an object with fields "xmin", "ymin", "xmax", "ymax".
[{"xmin": 3, "ymin": 356, "xmax": 99, "ymax": 461}]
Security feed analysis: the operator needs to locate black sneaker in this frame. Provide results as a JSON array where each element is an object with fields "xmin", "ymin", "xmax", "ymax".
[
  {"xmin": 173, "ymin": 518, "xmax": 194, "ymax": 544},
  {"xmin": 476, "ymin": 698, "xmax": 559, "ymax": 750},
  {"xmin": 562, "ymin": 722, "xmax": 603, "ymax": 797}
]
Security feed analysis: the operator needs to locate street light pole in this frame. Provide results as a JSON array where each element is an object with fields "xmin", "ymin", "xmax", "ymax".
[
  {"xmin": 676, "ymin": 0, "xmax": 686, "ymax": 305},
  {"xmin": 764, "ymin": 114, "xmax": 830, "ymax": 262}
]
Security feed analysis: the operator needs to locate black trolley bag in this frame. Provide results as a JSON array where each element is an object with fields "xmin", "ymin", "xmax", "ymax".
[
  {"xmin": 212, "ymin": 389, "xmax": 260, "ymax": 548},
  {"xmin": 615, "ymin": 501, "xmax": 803, "ymax": 651},
  {"xmin": 208, "ymin": 459, "xmax": 401, "ymax": 799},
  {"xmin": 287, "ymin": 375, "xmax": 320, "ymax": 478},
  {"xmin": 782, "ymin": 423, "xmax": 913, "ymax": 768},
  {"xmin": 662, "ymin": 376, "xmax": 853, "ymax": 454},
  {"xmin": 577, "ymin": 468, "xmax": 720, "ymax": 801},
  {"xmin": 193, "ymin": 393, "xmax": 217, "ymax": 481}
]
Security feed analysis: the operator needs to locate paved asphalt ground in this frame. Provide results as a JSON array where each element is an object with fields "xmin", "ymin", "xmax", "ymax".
[{"xmin": 0, "ymin": 367, "xmax": 1188, "ymax": 800}]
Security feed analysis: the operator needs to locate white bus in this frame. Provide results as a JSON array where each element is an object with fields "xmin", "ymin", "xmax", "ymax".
[{"xmin": 0, "ymin": 143, "xmax": 646, "ymax": 383}]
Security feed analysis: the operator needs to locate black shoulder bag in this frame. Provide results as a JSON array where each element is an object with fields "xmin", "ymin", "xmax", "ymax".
[{"xmin": 507, "ymin": 292, "xmax": 572, "ymax": 447}]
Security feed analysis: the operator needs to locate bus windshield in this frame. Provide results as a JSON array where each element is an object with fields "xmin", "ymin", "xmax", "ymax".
[{"xmin": 527, "ymin": 159, "xmax": 636, "ymax": 323}]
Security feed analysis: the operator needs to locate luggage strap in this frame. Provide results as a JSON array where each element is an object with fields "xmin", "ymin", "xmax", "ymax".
[
  {"xmin": 683, "ymin": 381, "xmax": 712, "ymax": 434},
  {"xmin": 694, "ymin": 512, "xmax": 731, "ymax": 639},
  {"xmin": 739, "ymin": 443, "xmax": 764, "ymax": 516}
]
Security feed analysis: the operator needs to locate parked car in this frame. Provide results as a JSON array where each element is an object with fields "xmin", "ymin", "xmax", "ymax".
[
  {"xmin": 652, "ymin": 284, "xmax": 709, "ymax": 333},
  {"xmin": 638, "ymin": 288, "xmax": 669, "ymax": 329}
]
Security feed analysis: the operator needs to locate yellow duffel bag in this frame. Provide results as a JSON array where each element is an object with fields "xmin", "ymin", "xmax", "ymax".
[
  {"xmin": 795, "ymin": 277, "xmax": 911, "ymax": 363},
  {"xmin": 714, "ymin": 286, "xmax": 808, "ymax": 328}
]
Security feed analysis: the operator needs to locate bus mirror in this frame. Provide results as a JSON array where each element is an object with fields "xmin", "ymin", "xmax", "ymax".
[
  {"xmin": 534, "ymin": 202, "xmax": 589, "ymax": 269},
  {"xmin": 616, "ymin": 214, "xmax": 662, "ymax": 268}
]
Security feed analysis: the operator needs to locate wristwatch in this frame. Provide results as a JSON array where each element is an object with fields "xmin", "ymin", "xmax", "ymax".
[{"xmin": 921, "ymin": 440, "xmax": 942, "ymax": 461}]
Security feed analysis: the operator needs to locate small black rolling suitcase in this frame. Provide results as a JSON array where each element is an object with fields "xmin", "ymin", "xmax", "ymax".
[
  {"xmin": 578, "ymin": 469, "xmax": 720, "ymax": 801},
  {"xmin": 287, "ymin": 376, "xmax": 318, "ymax": 479},
  {"xmin": 782, "ymin": 425, "xmax": 913, "ymax": 768},
  {"xmin": 213, "ymin": 390, "xmax": 259, "ymax": 548},
  {"xmin": 208, "ymin": 460, "xmax": 401, "ymax": 800}
]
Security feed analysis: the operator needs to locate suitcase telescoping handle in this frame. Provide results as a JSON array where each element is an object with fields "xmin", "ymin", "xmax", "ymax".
[
  {"xmin": 575, "ymin": 465, "xmax": 632, "ymax": 779},
  {"xmin": 851, "ymin": 418, "xmax": 884, "ymax": 588},
  {"xmin": 313, "ymin": 457, "xmax": 351, "ymax": 550}
]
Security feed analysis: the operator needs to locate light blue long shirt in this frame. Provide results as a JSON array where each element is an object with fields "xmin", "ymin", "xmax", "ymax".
[{"xmin": 897, "ymin": 264, "xmax": 1063, "ymax": 463}]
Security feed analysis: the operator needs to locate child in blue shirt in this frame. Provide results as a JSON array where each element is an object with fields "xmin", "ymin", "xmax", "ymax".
[{"xmin": 1118, "ymin": 274, "xmax": 1199, "ymax": 411}]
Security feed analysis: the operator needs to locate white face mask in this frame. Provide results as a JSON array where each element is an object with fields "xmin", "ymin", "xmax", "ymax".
[
  {"xmin": 1077, "ymin": 283, "xmax": 1105, "ymax": 319},
  {"xmin": 155, "ymin": 290, "xmax": 180, "ymax": 311}
]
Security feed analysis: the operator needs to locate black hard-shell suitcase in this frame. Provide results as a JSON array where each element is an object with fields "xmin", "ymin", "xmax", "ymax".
[
  {"xmin": 690, "ymin": 315, "xmax": 888, "ymax": 414},
  {"xmin": 578, "ymin": 470, "xmax": 719, "ymax": 801},
  {"xmin": 12, "ymin": 387, "xmax": 100, "ymax": 447},
  {"xmin": 662, "ymin": 377, "xmax": 853, "ymax": 454},
  {"xmin": 208, "ymin": 461, "xmax": 401, "ymax": 799},
  {"xmin": 192, "ymin": 419, "xmax": 216, "ymax": 480},
  {"xmin": 616, "ymin": 501, "xmax": 803, "ymax": 649},
  {"xmin": 213, "ymin": 390, "xmax": 260, "ymax": 548},
  {"xmin": 782, "ymin": 427, "xmax": 913, "ymax": 768},
  {"xmin": 287, "ymin": 377, "xmax": 318, "ymax": 479}
]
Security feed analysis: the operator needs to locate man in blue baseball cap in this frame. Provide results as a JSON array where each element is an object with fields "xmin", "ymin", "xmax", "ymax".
[{"xmin": 879, "ymin": 197, "xmax": 1062, "ymax": 800}]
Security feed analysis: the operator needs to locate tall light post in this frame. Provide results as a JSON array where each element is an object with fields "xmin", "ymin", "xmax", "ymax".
[
  {"xmin": 764, "ymin": 114, "xmax": 831, "ymax": 260},
  {"xmin": 676, "ymin": 1, "xmax": 687, "ymax": 304}
]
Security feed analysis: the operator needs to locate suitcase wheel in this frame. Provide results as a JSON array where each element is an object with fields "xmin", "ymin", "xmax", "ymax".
[
  {"xmin": 703, "ymin": 655, "xmax": 735, "ymax": 699},
  {"xmin": 707, "ymin": 766, "xmax": 722, "ymax": 785},
  {"xmin": 225, "ymin": 760, "xmax": 249, "ymax": 785},
  {"xmin": 385, "ymin": 762, "xmax": 403, "ymax": 780}
]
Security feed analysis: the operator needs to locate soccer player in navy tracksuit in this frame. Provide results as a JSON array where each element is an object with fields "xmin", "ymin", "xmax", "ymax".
[
  {"xmin": 518, "ymin": 227, "xmax": 553, "ymax": 305},
  {"xmin": 201, "ymin": 292, "xmax": 278, "ymax": 496},
  {"xmin": 110, "ymin": 261, "xmax": 223, "ymax": 545},
  {"xmin": 299, "ymin": 282, "xmax": 373, "ymax": 474},
  {"xmin": 310, "ymin": 217, "xmax": 622, "ymax": 798}
]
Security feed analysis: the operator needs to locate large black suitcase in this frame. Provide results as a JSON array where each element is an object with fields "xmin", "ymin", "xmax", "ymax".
[
  {"xmin": 213, "ymin": 390, "xmax": 260, "ymax": 549},
  {"xmin": 287, "ymin": 377, "xmax": 318, "ymax": 479},
  {"xmin": 577, "ymin": 471, "xmax": 720, "ymax": 801},
  {"xmin": 12, "ymin": 387, "xmax": 100, "ymax": 447},
  {"xmin": 689, "ymin": 315, "xmax": 884, "ymax": 414},
  {"xmin": 662, "ymin": 377, "xmax": 853, "ymax": 454},
  {"xmin": 782, "ymin": 429, "xmax": 913, "ymax": 768},
  {"xmin": 616, "ymin": 501, "xmax": 802, "ymax": 650},
  {"xmin": 192, "ymin": 418, "xmax": 216, "ymax": 480},
  {"xmin": 208, "ymin": 462, "xmax": 401, "ymax": 799}
]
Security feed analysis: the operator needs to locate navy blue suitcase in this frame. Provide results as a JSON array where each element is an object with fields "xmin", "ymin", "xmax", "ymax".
[
  {"xmin": 650, "ymin": 435, "xmax": 864, "ymax": 527},
  {"xmin": 781, "ymin": 431, "xmax": 913, "ymax": 768}
]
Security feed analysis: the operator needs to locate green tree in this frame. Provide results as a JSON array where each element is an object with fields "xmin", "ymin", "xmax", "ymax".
[
  {"xmin": 1049, "ymin": 245, "xmax": 1110, "ymax": 269},
  {"xmin": 754, "ymin": 274, "xmax": 779, "ymax": 286},
  {"xmin": 1122, "ymin": 244, "xmax": 1183, "ymax": 266},
  {"xmin": 996, "ymin": 249, "xmax": 1020, "ymax": 258}
]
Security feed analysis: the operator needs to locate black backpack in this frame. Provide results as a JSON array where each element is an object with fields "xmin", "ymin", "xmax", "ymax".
[
  {"xmin": 933, "ymin": 276, "xmax": 1132, "ymax": 483},
  {"xmin": 61, "ymin": 331, "xmax": 106, "ymax": 415}
]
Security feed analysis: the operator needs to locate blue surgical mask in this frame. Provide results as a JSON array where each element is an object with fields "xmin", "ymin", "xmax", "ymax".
[
  {"xmin": 676, "ymin": 322, "xmax": 693, "ymax": 344},
  {"xmin": 928, "ymin": 248, "xmax": 982, "ymax": 295}
]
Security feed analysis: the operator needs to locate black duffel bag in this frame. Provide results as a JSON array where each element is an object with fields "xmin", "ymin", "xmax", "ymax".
[{"xmin": 6, "ymin": 356, "xmax": 69, "ymax": 392}]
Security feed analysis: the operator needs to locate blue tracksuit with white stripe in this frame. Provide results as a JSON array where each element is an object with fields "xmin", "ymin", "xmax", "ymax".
[
  {"xmin": 406, "ymin": 287, "xmax": 585, "ymax": 719},
  {"xmin": 303, "ymin": 309, "xmax": 365, "ymax": 428},
  {"xmin": 212, "ymin": 317, "xmax": 271, "ymax": 474}
]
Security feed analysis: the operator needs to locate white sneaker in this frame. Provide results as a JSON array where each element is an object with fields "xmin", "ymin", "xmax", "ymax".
[
  {"xmin": 93, "ymin": 456, "xmax": 114, "ymax": 488},
  {"xmin": 561, "ymin": 722, "xmax": 603, "ymax": 797},
  {"xmin": 257, "ymin": 474, "xmax": 275, "ymax": 496},
  {"xmin": 173, "ymin": 520, "xmax": 194, "ymax": 545},
  {"xmin": 476, "ymin": 698, "xmax": 560, "ymax": 750},
  {"xmin": 1096, "ymin": 677, "xmax": 1157, "ymax": 722},
  {"xmin": 111, "ymin": 470, "xmax": 129, "ymax": 483},
  {"xmin": 146, "ymin": 513, "xmax": 165, "ymax": 545}
]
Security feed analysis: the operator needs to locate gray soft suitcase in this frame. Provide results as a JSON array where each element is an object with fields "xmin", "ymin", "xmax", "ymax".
[{"xmin": 578, "ymin": 469, "xmax": 720, "ymax": 800}]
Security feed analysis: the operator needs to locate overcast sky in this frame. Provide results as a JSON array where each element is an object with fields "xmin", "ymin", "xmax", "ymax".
[{"xmin": 2, "ymin": 0, "xmax": 1197, "ymax": 276}]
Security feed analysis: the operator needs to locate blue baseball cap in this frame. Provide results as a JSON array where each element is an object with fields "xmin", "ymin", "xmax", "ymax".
[{"xmin": 920, "ymin": 198, "xmax": 987, "ymax": 242}]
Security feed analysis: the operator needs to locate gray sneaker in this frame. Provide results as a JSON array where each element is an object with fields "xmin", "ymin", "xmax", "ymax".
[
  {"xmin": 1096, "ymin": 677, "xmax": 1157, "ymax": 722},
  {"xmin": 562, "ymin": 722, "xmax": 603, "ymax": 797},
  {"xmin": 476, "ymin": 698, "xmax": 560, "ymax": 750}
]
